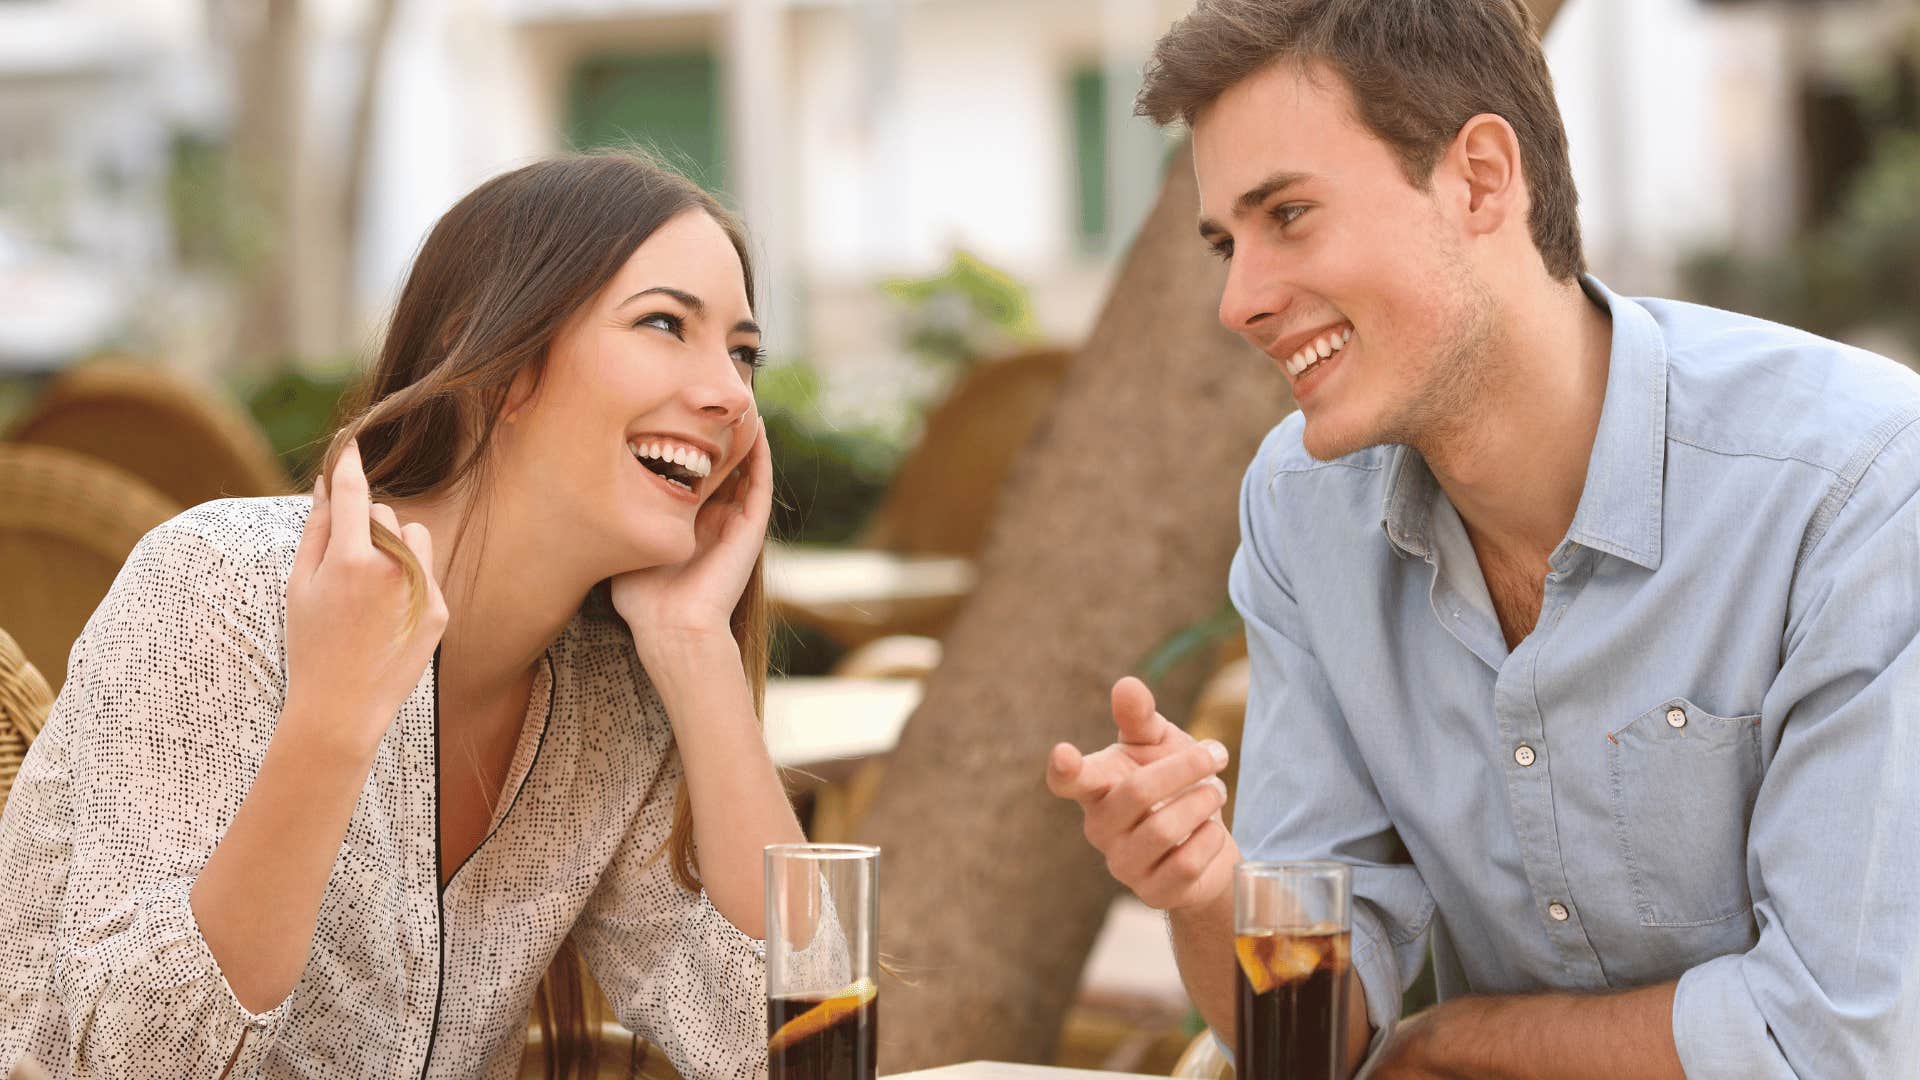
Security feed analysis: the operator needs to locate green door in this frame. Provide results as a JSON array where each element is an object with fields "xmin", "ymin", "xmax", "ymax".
[{"xmin": 567, "ymin": 51, "xmax": 727, "ymax": 194}]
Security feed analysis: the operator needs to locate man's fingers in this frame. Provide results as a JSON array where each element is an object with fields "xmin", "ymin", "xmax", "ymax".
[
  {"xmin": 1046, "ymin": 742, "xmax": 1097, "ymax": 803},
  {"xmin": 327, "ymin": 439, "xmax": 372, "ymax": 558},
  {"xmin": 1109, "ymin": 738, "xmax": 1230, "ymax": 827},
  {"xmin": 1111, "ymin": 676, "xmax": 1170, "ymax": 746},
  {"xmin": 1112, "ymin": 777, "xmax": 1228, "ymax": 880},
  {"xmin": 1142, "ymin": 819, "xmax": 1233, "ymax": 904}
]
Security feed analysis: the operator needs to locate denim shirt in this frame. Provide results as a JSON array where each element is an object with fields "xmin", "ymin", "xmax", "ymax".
[{"xmin": 1228, "ymin": 276, "xmax": 1920, "ymax": 1077}]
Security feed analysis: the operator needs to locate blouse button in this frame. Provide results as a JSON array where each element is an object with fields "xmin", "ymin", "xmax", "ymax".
[{"xmin": 1666, "ymin": 707, "xmax": 1688, "ymax": 729}]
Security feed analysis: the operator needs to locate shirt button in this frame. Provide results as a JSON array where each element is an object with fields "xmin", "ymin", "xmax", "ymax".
[
  {"xmin": 1514, "ymin": 744, "xmax": 1536, "ymax": 767},
  {"xmin": 1666, "ymin": 707, "xmax": 1688, "ymax": 729},
  {"xmin": 1548, "ymin": 901, "xmax": 1570, "ymax": 922}
]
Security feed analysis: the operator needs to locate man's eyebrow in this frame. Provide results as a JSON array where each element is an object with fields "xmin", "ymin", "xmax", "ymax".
[
  {"xmin": 1197, "ymin": 170, "xmax": 1316, "ymax": 241},
  {"xmin": 1234, "ymin": 170, "xmax": 1314, "ymax": 215},
  {"xmin": 616, "ymin": 285, "xmax": 705, "ymax": 314}
]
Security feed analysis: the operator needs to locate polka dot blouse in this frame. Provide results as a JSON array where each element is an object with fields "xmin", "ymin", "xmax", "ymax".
[{"xmin": 0, "ymin": 497, "xmax": 769, "ymax": 1078}]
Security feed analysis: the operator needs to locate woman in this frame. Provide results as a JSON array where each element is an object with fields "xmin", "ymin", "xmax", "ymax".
[{"xmin": 0, "ymin": 154, "xmax": 803, "ymax": 1079}]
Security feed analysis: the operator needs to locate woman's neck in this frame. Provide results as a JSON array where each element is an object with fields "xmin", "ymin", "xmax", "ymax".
[{"xmin": 390, "ymin": 490, "xmax": 600, "ymax": 716}]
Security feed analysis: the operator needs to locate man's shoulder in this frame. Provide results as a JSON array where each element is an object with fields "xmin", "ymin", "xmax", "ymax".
[{"xmin": 1643, "ymin": 296, "xmax": 1920, "ymax": 479}]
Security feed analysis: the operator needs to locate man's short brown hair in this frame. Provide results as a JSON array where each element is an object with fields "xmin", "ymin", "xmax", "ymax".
[{"xmin": 1139, "ymin": 0, "xmax": 1585, "ymax": 281}]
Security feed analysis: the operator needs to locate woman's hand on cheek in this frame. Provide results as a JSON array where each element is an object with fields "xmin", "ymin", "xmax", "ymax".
[{"xmin": 611, "ymin": 415, "xmax": 771, "ymax": 661}]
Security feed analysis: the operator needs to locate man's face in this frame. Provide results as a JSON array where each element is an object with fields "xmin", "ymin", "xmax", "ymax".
[{"xmin": 1194, "ymin": 60, "xmax": 1498, "ymax": 461}]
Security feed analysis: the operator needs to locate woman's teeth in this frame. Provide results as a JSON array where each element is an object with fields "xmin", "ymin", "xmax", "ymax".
[
  {"xmin": 1286, "ymin": 325, "xmax": 1353, "ymax": 377},
  {"xmin": 629, "ymin": 440, "xmax": 713, "ymax": 492}
]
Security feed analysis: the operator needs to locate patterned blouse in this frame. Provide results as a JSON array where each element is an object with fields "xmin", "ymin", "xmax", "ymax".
[{"xmin": 0, "ymin": 496, "xmax": 769, "ymax": 1079}]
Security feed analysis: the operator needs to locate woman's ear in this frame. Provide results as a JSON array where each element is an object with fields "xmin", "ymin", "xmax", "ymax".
[{"xmin": 500, "ymin": 368, "xmax": 539, "ymax": 424}]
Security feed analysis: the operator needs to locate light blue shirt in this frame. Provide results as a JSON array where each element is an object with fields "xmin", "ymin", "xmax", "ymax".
[{"xmin": 1228, "ymin": 276, "xmax": 1920, "ymax": 1077}]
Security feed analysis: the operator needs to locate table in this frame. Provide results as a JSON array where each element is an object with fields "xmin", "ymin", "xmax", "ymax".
[
  {"xmin": 887, "ymin": 1065, "xmax": 1161, "ymax": 1080},
  {"xmin": 766, "ymin": 544, "xmax": 976, "ymax": 648},
  {"xmin": 764, "ymin": 675, "xmax": 922, "ymax": 781}
]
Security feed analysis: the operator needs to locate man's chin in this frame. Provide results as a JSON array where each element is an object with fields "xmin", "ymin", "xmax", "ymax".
[{"xmin": 1298, "ymin": 413, "xmax": 1383, "ymax": 462}]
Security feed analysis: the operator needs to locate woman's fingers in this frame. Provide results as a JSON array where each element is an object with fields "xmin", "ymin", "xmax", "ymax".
[
  {"xmin": 327, "ymin": 440, "xmax": 372, "ymax": 559},
  {"xmin": 369, "ymin": 502, "xmax": 400, "ymax": 539},
  {"xmin": 742, "ymin": 415, "xmax": 773, "ymax": 525},
  {"xmin": 291, "ymin": 475, "xmax": 331, "ymax": 581}
]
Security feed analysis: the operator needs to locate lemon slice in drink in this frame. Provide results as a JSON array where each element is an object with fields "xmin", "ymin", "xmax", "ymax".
[
  {"xmin": 1235, "ymin": 935, "xmax": 1278, "ymax": 994},
  {"xmin": 768, "ymin": 978, "xmax": 878, "ymax": 1053}
]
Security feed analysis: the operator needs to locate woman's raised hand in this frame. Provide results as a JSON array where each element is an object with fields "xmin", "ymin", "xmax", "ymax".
[
  {"xmin": 611, "ymin": 416, "xmax": 772, "ymax": 659},
  {"xmin": 284, "ymin": 440, "xmax": 449, "ymax": 758}
]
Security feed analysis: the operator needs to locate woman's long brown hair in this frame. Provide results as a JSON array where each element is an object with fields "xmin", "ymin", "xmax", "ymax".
[{"xmin": 311, "ymin": 152, "xmax": 772, "ymax": 1078}]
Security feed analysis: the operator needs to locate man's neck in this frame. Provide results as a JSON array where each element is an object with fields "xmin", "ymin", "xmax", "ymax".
[{"xmin": 1423, "ymin": 278, "xmax": 1615, "ymax": 563}]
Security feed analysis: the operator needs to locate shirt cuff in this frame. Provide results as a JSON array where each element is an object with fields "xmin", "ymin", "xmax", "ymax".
[{"xmin": 1348, "ymin": 902, "xmax": 1403, "ymax": 1079}]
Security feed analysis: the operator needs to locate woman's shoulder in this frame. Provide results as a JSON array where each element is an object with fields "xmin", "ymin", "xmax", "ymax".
[{"xmin": 132, "ymin": 495, "xmax": 311, "ymax": 584}]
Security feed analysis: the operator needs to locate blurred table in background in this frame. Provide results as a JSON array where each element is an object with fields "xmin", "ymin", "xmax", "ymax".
[
  {"xmin": 766, "ymin": 543, "xmax": 975, "ymax": 648},
  {"xmin": 764, "ymin": 675, "xmax": 920, "ymax": 786}
]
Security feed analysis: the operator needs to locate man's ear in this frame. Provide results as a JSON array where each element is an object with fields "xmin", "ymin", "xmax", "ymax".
[{"xmin": 1446, "ymin": 112, "xmax": 1526, "ymax": 238}]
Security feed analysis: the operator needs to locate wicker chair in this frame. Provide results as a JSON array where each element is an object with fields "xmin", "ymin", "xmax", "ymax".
[
  {"xmin": 859, "ymin": 347, "xmax": 1071, "ymax": 558},
  {"xmin": 6, "ymin": 359, "xmax": 291, "ymax": 510},
  {"xmin": 0, "ymin": 444, "xmax": 181, "ymax": 691},
  {"xmin": 0, "ymin": 625, "xmax": 54, "ymax": 813}
]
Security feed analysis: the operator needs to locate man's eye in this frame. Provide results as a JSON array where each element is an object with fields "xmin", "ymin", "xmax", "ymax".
[
  {"xmin": 636, "ymin": 312, "xmax": 685, "ymax": 337},
  {"xmin": 1273, "ymin": 203, "xmax": 1308, "ymax": 226},
  {"xmin": 1207, "ymin": 241, "xmax": 1234, "ymax": 261}
]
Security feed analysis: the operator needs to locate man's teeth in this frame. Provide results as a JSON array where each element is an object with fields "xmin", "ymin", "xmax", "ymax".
[
  {"xmin": 628, "ymin": 440, "xmax": 713, "ymax": 478},
  {"xmin": 1285, "ymin": 326, "xmax": 1354, "ymax": 377}
]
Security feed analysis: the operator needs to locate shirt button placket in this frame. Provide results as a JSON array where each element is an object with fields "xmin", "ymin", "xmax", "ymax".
[{"xmin": 1514, "ymin": 744, "xmax": 1536, "ymax": 767}]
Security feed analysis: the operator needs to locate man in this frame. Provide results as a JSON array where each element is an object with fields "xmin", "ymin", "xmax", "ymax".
[{"xmin": 1045, "ymin": 1, "xmax": 1920, "ymax": 1076}]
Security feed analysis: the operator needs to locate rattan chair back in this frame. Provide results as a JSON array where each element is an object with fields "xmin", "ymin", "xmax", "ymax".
[
  {"xmin": 0, "ymin": 444, "xmax": 180, "ymax": 692},
  {"xmin": 8, "ymin": 359, "xmax": 290, "ymax": 509}
]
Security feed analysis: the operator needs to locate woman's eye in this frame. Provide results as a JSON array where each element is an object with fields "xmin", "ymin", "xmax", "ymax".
[
  {"xmin": 732, "ymin": 346, "xmax": 768, "ymax": 370},
  {"xmin": 636, "ymin": 312, "xmax": 685, "ymax": 337}
]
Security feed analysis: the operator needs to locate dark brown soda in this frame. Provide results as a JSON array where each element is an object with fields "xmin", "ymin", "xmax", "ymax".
[
  {"xmin": 1235, "ymin": 929, "xmax": 1350, "ymax": 1079},
  {"xmin": 767, "ymin": 992, "xmax": 878, "ymax": 1080}
]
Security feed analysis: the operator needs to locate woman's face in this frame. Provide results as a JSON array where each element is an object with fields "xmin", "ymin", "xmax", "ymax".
[{"xmin": 503, "ymin": 209, "xmax": 762, "ymax": 571}]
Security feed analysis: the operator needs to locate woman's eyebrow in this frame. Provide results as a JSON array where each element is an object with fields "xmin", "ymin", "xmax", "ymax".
[
  {"xmin": 616, "ymin": 285, "xmax": 704, "ymax": 314},
  {"xmin": 733, "ymin": 319, "xmax": 761, "ymax": 336}
]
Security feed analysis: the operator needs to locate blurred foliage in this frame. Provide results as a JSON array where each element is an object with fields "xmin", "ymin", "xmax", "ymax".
[
  {"xmin": 166, "ymin": 132, "xmax": 274, "ymax": 275},
  {"xmin": 756, "ymin": 359, "xmax": 905, "ymax": 545},
  {"xmin": 883, "ymin": 250, "xmax": 1040, "ymax": 371},
  {"xmin": 1681, "ymin": 40, "xmax": 1920, "ymax": 359},
  {"xmin": 234, "ymin": 365, "xmax": 360, "ymax": 481},
  {"xmin": 1139, "ymin": 599, "xmax": 1243, "ymax": 688}
]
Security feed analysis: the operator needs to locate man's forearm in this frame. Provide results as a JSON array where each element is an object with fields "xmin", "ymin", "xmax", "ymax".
[
  {"xmin": 1388, "ymin": 980, "xmax": 1683, "ymax": 1080},
  {"xmin": 1169, "ymin": 890, "xmax": 1238, "ymax": 1038}
]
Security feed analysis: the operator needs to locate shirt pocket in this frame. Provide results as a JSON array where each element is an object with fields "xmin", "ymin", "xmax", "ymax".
[{"xmin": 1606, "ymin": 696, "xmax": 1762, "ymax": 928}]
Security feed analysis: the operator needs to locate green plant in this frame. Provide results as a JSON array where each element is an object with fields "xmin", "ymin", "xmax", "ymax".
[
  {"xmin": 234, "ymin": 365, "xmax": 359, "ymax": 480},
  {"xmin": 882, "ymin": 250, "xmax": 1040, "ymax": 371},
  {"xmin": 757, "ymin": 359, "xmax": 907, "ymax": 545}
]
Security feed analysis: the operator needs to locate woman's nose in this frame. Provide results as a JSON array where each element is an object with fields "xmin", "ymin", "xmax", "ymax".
[{"xmin": 688, "ymin": 354, "xmax": 755, "ymax": 423}]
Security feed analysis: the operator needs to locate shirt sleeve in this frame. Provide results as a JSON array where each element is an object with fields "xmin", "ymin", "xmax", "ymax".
[
  {"xmin": 1671, "ymin": 419, "xmax": 1920, "ymax": 1078},
  {"xmin": 1227, "ymin": 449, "xmax": 1437, "ymax": 1073},
  {"xmin": 573, "ymin": 751, "xmax": 768, "ymax": 1080},
  {"xmin": 0, "ymin": 516, "xmax": 292, "ymax": 1078}
]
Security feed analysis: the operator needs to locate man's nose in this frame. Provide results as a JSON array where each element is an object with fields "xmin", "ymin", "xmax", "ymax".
[{"xmin": 1217, "ymin": 253, "xmax": 1292, "ymax": 338}]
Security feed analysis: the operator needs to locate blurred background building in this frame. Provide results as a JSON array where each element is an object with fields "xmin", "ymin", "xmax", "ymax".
[{"xmin": 4, "ymin": 0, "xmax": 1915, "ymax": 388}]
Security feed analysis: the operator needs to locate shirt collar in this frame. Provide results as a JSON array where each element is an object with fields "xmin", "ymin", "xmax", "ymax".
[{"xmin": 1380, "ymin": 274, "xmax": 1668, "ymax": 571}]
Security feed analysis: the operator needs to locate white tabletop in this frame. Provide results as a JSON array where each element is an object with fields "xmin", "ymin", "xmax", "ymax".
[
  {"xmin": 886, "ymin": 1065, "xmax": 1161, "ymax": 1080},
  {"xmin": 764, "ymin": 676, "xmax": 921, "ymax": 770}
]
